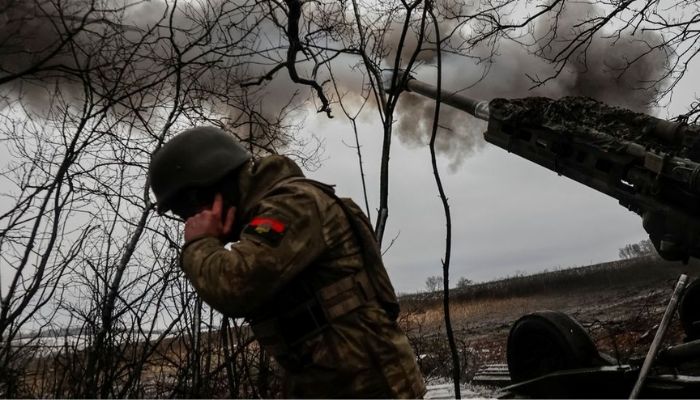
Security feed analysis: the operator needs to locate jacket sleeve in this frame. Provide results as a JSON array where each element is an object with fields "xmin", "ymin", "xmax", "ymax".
[{"xmin": 180, "ymin": 185, "xmax": 327, "ymax": 317}]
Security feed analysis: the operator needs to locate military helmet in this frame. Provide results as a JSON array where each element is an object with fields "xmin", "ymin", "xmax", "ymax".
[{"xmin": 149, "ymin": 126, "xmax": 251, "ymax": 213}]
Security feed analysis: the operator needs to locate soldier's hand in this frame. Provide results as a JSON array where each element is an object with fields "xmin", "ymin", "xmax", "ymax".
[{"xmin": 184, "ymin": 193, "xmax": 235, "ymax": 243}]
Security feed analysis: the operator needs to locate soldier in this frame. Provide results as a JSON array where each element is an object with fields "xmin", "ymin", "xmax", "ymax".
[{"xmin": 148, "ymin": 126, "xmax": 426, "ymax": 398}]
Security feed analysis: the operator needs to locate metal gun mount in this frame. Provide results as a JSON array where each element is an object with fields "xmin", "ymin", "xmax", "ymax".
[{"xmin": 385, "ymin": 70, "xmax": 700, "ymax": 262}]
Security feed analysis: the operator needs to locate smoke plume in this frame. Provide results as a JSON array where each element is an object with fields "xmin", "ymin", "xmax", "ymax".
[
  {"xmin": 385, "ymin": 0, "xmax": 670, "ymax": 168},
  {"xmin": 0, "ymin": 0, "xmax": 305, "ymax": 125},
  {"xmin": 0, "ymin": 0, "xmax": 673, "ymax": 168}
]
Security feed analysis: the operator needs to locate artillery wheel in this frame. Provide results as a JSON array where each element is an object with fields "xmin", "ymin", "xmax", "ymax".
[{"xmin": 507, "ymin": 310, "xmax": 599, "ymax": 383}]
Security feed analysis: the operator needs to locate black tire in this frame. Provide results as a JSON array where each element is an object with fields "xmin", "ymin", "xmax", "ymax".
[{"xmin": 507, "ymin": 310, "xmax": 599, "ymax": 383}]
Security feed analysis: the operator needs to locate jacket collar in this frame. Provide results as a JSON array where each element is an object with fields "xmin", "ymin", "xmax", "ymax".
[{"xmin": 236, "ymin": 155, "xmax": 305, "ymax": 217}]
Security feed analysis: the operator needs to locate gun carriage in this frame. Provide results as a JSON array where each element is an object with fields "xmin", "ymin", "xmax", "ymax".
[{"xmin": 387, "ymin": 71, "xmax": 700, "ymax": 398}]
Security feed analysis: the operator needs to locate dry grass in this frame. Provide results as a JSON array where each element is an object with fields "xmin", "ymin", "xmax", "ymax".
[
  {"xmin": 11, "ymin": 256, "xmax": 698, "ymax": 395},
  {"xmin": 398, "ymin": 256, "xmax": 699, "ymax": 382}
]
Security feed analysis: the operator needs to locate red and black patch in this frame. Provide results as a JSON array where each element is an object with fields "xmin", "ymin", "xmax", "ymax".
[{"xmin": 243, "ymin": 217, "xmax": 287, "ymax": 247}]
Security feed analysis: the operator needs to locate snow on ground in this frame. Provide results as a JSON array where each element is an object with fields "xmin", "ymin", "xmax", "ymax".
[
  {"xmin": 8, "ymin": 332, "xmax": 180, "ymax": 356},
  {"xmin": 425, "ymin": 382, "xmax": 497, "ymax": 399}
]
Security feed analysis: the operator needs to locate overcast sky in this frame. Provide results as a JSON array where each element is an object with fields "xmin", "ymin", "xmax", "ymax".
[{"xmin": 303, "ymin": 61, "xmax": 700, "ymax": 294}]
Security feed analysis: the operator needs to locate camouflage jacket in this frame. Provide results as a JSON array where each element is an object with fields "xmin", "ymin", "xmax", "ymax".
[{"xmin": 180, "ymin": 155, "xmax": 426, "ymax": 398}]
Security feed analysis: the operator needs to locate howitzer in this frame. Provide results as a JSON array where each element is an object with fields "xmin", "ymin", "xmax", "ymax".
[{"xmin": 385, "ymin": 71, "xmax": 700, "ymax": 262}]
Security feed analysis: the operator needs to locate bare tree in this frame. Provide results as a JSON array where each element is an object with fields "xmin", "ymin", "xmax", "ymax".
[
  {"xmin": 1, "ymin": 0, "xmax": 698, "ymax": 397},
  {"xmin": 426, "ymin": 275, "xmax": 444, "ymax": 292},
  {"xmin": 619, "ymin": 239, "xmax": 657, "ymax": 260},
  {"xmin": 456, "ymin": 277, "xmax": 473, "ymax": 289},
  {"xmin": 0, "ymin": 0, "xmax": 310, "ymax": 397}
]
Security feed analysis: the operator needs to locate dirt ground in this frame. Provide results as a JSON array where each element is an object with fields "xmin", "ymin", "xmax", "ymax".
[
  {"xmin": 399, "ymin": 257, "xmax": 699, "ymax": 386},
  {"xmin": 455, "ymin": 283, "xmax": 685, "ymax": 370}
]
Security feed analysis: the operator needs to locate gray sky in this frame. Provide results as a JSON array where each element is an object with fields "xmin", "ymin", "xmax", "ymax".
[
  {"xmin": 304, "ymin": 62, "xmax": 700, "ymax": 294},
  {"xmin": 1, "ymin": 0, "xmax": 698, "ymax": 298}
]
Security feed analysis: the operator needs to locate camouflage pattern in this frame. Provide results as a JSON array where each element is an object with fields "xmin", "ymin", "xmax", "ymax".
[
  {"xmin": 180, "ymin": 155, "xmax": 426, "ymax": 398},
  {"xmin": 489, "ymin": 96, "xmax": 700, "ymax": 159}
]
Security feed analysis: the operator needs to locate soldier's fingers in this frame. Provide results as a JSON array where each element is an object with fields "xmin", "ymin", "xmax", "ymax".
[
  {"xmin": 187, "ymin": 210, "xmax": 213, "ymax": 226},
  {"xmin": 184, "ymin": 211, "xmax": 202, "ymax": 225},
  {"xmin": 223, "ymin": 206, "xmax": 236, "ymax": 235},
  {"xmin": 211, "ymin": 193, "xmax": 223, "ymax": 216}
]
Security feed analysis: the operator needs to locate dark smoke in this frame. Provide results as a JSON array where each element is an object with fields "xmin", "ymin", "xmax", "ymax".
[
  {"xmin": 0, "ymin": 0, "xmax": 87, "ymax": 107},
  {"xmin": 0, "ymin": 0, "xmax": 307, "ymax": 129},
  {"xmin": 387, "ymin": 0, "xmax": 670, "ymax": 168},
  {"xmin": 0, "ymin": 1, "xmax": 73, "ymax": 74},
  {"xmin": 382, "ymin": 0, "xmax": 468, "ymax": 67},
  {"xmin": 396, "ymin": 93, "xmax": 486, "ymax": 171},
  {"xmin": 0, "ymin": 0, "xmax": 673, "ymax": 168},
  {"xmin": 532, "ymin": 0, "xmax": 669, "ymax": 111}
]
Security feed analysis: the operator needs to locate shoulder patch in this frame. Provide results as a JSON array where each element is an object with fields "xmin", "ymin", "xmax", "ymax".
[{"xmin": 242, "ymin": 217, "xmax": 287, "ymax": 247}]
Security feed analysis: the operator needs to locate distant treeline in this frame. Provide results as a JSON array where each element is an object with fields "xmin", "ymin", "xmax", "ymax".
[{"xmin": 400, "ymin": 256, "xmax": 698, "ymax": 311}]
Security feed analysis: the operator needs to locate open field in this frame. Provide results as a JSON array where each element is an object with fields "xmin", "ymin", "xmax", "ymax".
[
  {"xmin": 399, "ymin": 256, "xmax": 700, "ymax": 385},
  {"xmin": 7, "ymin": 255, "xmax": 697, "ymax": 398}
]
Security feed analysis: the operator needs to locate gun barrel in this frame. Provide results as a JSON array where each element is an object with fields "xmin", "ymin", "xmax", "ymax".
[
  {"xmin": 382, "ymin": 70, "xmax": 490, "ymax": 120},
  {"xmin": 404, "ymin": 78, "xmax": 491, "ymax": 121}
]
